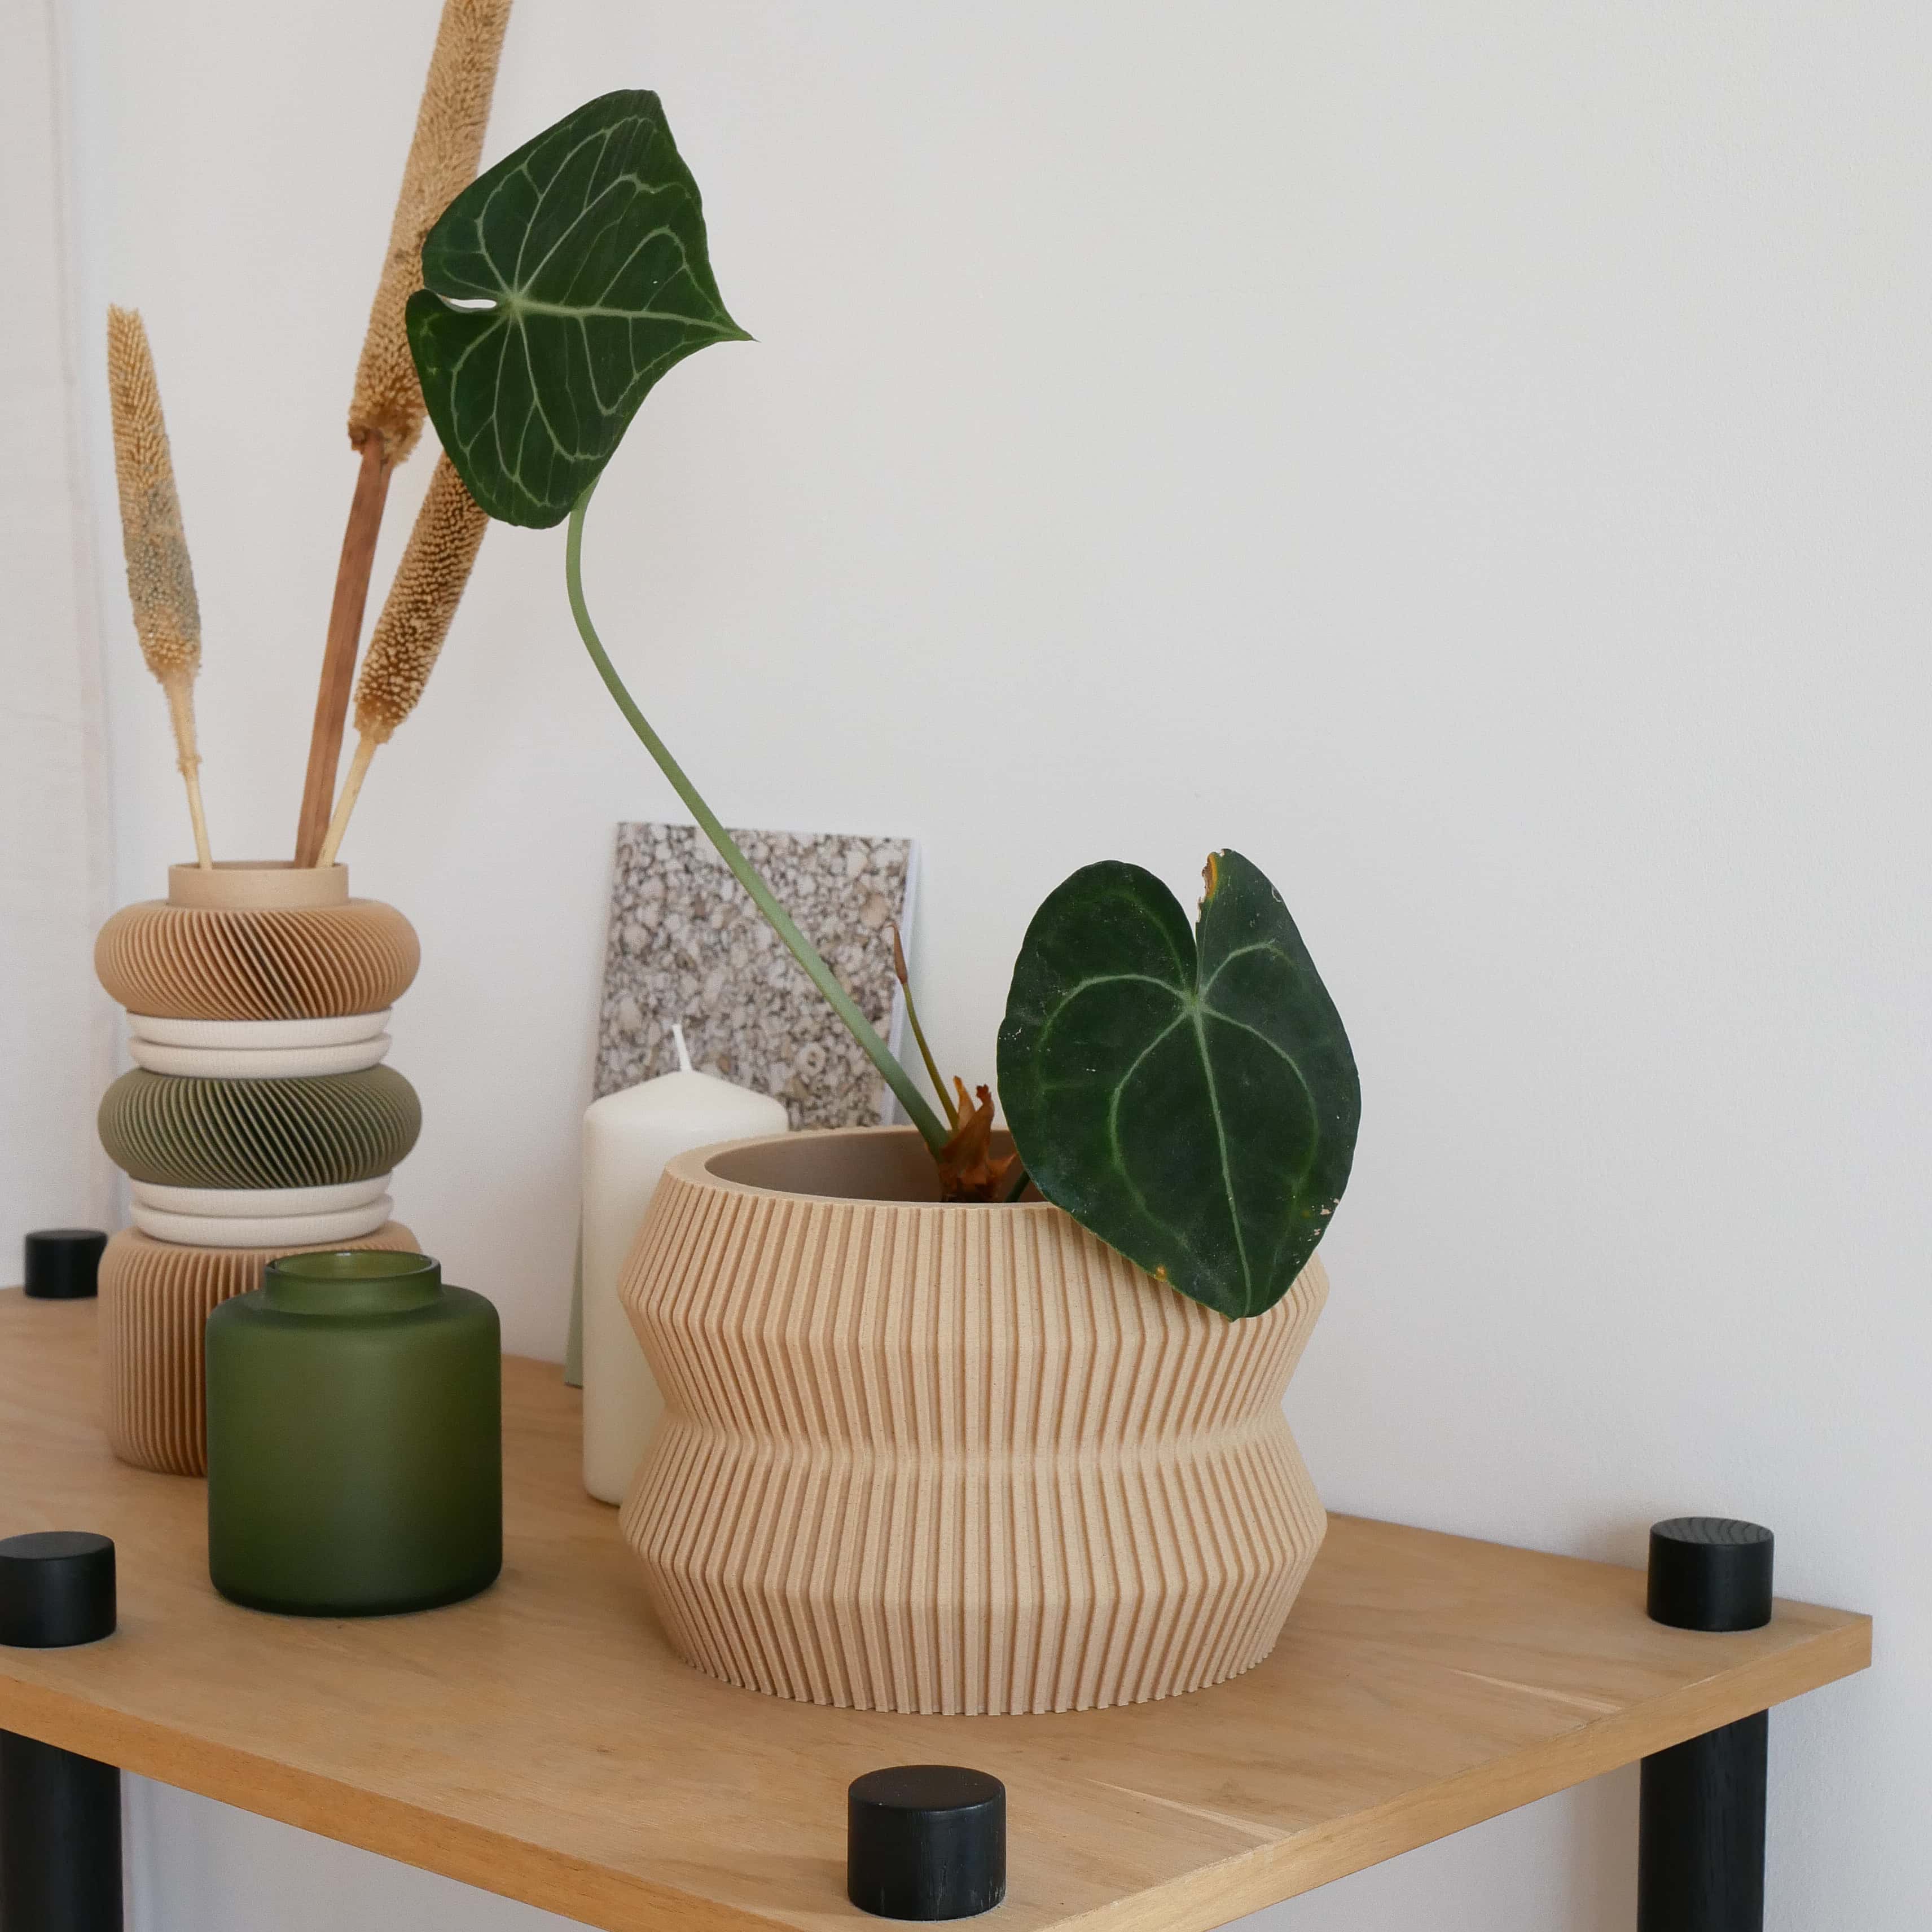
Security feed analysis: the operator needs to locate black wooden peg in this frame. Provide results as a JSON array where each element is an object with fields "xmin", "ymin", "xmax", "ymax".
[
  {"xmin": 23, "ymin": 1230, "xmax": 107, "ymax": 1301},
  {"xmin": 1648, "ymin": 1518, "xmax": 1773, "ymax": 1634},
  {"xmin": 848, "ymin": 1765, "xmax": 1005, "ymax": 1920},
  {"xmin": 0, "ymin": 1530, "xmax": 122, "ymax": 1932}
]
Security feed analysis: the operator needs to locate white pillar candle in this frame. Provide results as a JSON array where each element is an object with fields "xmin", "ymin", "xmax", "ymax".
[{"xmin": 582, "ymin": 1028, "xmax": 788, "ymax": 1504}]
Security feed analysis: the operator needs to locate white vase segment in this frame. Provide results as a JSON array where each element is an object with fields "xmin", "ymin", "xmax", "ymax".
[
  {"xmin": 582, "ymin": 1035, "xmax": 788, "ymax": 1506},
  {"xmin": 129, "ymin": 1175, "xmax": 393, "ymax": 1218},
  {"xmin": 128, "ymin": 1034, "xmax": 392, "ymax": 1079},
  {"xmin": 130, "ymin": 1195, "xmax": 395, "ymax": 1249},
  {"xmin": 128, "ymin": 1010, "xmax": 392, "ymax": 1048}
]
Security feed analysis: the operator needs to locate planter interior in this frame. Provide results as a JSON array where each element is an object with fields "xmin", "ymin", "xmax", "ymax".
[{"xmin": 704, "ymin": 1124, "xmax": 1016, "ymax": 1202}]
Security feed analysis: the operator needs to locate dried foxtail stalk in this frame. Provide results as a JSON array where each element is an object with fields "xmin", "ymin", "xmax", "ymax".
[
  {"xmin": 106, "ymin": 306, "xmax": 213, "ymax": 868},
  {"xmin": 318, "ymin": 455, "xmax": 488, "ymax": 864},
  {"xmin": 348, "ymin": 0, "xmax": 514, "ymax": 463},
  {"xmin": 296, "ymin": 0, "xmax": 513, "ymax": 866}
]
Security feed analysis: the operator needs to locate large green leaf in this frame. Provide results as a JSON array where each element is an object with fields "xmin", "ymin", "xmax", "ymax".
[
  {"xmin": 406, "ymin": 89, "xmax": 747, "ymax": 529},
  {"xmin": 997, "ymin": 850, "xmax": 1359, "ymax": 1318}
]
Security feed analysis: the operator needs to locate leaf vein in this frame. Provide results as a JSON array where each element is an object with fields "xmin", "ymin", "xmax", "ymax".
[{"xmin": 1192, "ymin": 1009, "xmax": 1253, "ymax": 1310}]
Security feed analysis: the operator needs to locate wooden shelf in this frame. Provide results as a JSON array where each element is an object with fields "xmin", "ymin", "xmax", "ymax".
[{"xmin": 0, "ymin": 1291, "xmax": 1867, "ymax": 1931}]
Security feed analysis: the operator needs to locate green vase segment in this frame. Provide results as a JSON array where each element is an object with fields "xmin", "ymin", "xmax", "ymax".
[
  {"xmin": 205, "ymin": 1250, "xmax": 502, "ymax": 1617},
  {"xmin": 98, "ymin": 1066, "xmax": 421, "ymax": 1188}
]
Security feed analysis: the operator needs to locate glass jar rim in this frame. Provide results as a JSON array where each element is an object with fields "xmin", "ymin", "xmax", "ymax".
[{"xmin": 262, "ymin": 1249, "xmax": 441, "ymax": 1315}]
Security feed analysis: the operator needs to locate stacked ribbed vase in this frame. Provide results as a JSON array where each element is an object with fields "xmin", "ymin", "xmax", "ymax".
[{"xmin": 93, "ymin": 863, "xmax": 422, "ymax": 1475}]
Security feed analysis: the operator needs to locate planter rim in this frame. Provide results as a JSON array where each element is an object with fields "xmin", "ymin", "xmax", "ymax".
[{"xmin": 670, "ymin": 1123, "xmax": 1059, "ymax": 1213}]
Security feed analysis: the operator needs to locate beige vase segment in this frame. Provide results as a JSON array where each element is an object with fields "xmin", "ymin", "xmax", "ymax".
[
  {"xmin": 619, "ymin": 1129, "xmax": 1328, "ymax": 1715},
  {"xmin": 99, "ymin": 1220, "xmax": 419, "ymax": 1476},
  {"xmin": 95, "ymin": 865, "xmax": 418, "ymax": 1019}
]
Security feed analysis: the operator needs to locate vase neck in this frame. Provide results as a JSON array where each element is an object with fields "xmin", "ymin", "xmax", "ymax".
[
  {"xmin": 263, "ymin": 1252, "xmax": 441, "ymax": 1315},
  {"xmin": 169, "ymin": 862, "xmax": 348, "ymax": 911}
]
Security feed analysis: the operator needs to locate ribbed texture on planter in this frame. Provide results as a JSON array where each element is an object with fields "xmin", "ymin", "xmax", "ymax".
[
  {"xmin": 95, "ymin": 898, "xmax": 418, "ymax": 1020},
  {"xmin": 98, "ymin": 1066, "xmax": 420, "ymax": 1188},
  {"xmin": 99, "ymin": 1220, "xmax": 419, "ymax": 1476},
  {"xmin": 620, "ymin": 1136, "xmax": 1328, "ymax": 1715}
]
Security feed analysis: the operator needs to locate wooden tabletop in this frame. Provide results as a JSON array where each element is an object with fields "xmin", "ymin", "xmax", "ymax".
[{"xmin": 0, "ymin": 1292, "xmax": 1868, "ymax": 1932}]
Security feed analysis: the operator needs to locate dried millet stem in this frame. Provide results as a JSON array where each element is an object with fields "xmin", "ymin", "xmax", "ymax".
[
  {"xmin": 106, "ymin": 305, "xmax": 212, "ymax": 867},
  {"xmin": 348, "ymin": 0, "xmax": 514, "ymax": 461},
  {"xmin": 318, "ymin": 455, "xmax": 489, "ymax": 865},
  {"xmin": 298, "ymin": 0, "xmax": 513, "ymax": 864}
]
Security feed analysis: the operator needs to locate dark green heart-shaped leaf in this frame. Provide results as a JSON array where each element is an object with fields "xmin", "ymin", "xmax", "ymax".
[
  {"xmin": 406, "ymin": 89, "xmax": 747, "ymax": 529},
  {"xmin": 997, "ymin": 850, "xmax": 1359, "ymax": 1319}
]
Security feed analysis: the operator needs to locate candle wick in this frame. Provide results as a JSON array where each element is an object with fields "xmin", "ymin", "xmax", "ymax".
[{"xmin": 673, "ymin": 1022, "xmax": 695, "ymax": 1075}]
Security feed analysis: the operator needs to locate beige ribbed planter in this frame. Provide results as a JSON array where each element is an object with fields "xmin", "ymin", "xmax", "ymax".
[{"xmin": 619, "ymin": 1127, "xmax": 1328, "ymax": 1715}]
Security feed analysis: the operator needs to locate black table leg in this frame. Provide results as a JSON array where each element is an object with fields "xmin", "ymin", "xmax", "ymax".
[
  {"xmin": 1638, "ymin": 1709, "xmax": 1767, "ymax": 1932},
  {"xmin": 1637, "ymin": 1517, "xmax": 1776, "ymax": 1932},
  {"xmin": 0, "ymin": 1730, "xmax": 121, "ymax": 1931},
  {"xmin": 0, "ymin": 1529, "xmax": 122, "ymax": 1931}
]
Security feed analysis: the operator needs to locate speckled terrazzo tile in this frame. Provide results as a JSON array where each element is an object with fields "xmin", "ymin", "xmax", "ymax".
[{"xmin": 595, "ymin": 825, "xmax": 916, "ymax": 1127}]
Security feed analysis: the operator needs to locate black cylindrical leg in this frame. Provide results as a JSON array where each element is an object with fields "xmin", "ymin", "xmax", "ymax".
[
  {"xmin": 0, "ymin": 1730, "xmax": 121, "ymax": 1932},
  {"xmin": 1639, "ymin": 1518, "xmax": 1773, "ymax": 1932},
  {"xmin": 1638, "ymin": 1710, "xmax": 1767, "ymax": 1932},
  {"xmin": 0, "ymin": 1530, "xmax": 121, "ymax": 1932}
]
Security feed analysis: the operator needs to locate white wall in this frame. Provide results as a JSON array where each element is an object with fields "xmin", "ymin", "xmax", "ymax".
[
  {"xmin": 55, "ymin": 1, "xmax": 1929, "ymax": 1926},
  {"xmin": 1, "ymin": 0, "xmax": 115, "ymax": 1263}
]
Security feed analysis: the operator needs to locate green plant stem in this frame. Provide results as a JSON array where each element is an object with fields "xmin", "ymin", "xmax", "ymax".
[
  {"xmin": 910, "ymin": 1014, "xmax": 958, "ymax": 1130},
  {"xmin": 565, "ymin": 484, "xmax": 949, "ymax": 1154},
  {"xmin": 890, "ymin": 924, "xmax": 957, "ymax": 1129}
]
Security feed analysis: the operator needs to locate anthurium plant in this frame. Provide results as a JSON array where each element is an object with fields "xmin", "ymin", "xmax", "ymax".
[{"xmin": 409, "ymin": 90, "xmax": 1360, "ymax": 1319}]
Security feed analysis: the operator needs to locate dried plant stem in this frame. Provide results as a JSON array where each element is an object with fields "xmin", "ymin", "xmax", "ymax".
[
  {"xmin": 349, "ymin": 0, "xmax": 513, "ymax": 462},
  {"xmin": 565, "ymin": 482, "xmax": 950, "ymax": 1156},
  {"xmin": 317, "ymin": 455, "xmax": 489, "ymax": 863},
  {"xmin": 297, "ymin": 0, "xmax": 512, "ymax": 865},
  {"xmin": 106, "ymin": 305, "xmax": 212, "ymax": 867},
  {"xmin": 295, "ymin": 438, "xmax": 390, "ymax": 864},
  {"xmin": 317, "ymin": 734, "xmax": 377, "ymax": 868},
  {"xmin": 163, "ymin": 674, "xmax": 213, "ymax": 868}
]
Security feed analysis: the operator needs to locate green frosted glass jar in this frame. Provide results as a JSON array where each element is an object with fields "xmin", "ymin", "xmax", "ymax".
[{"xmin": 205, "ymin": 1250, "xmax": 501, "ymax": 1616}]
